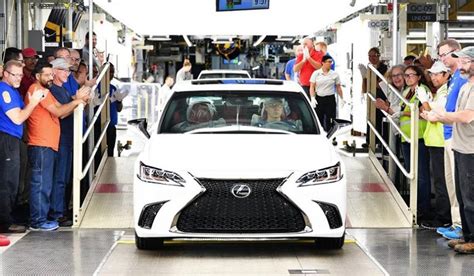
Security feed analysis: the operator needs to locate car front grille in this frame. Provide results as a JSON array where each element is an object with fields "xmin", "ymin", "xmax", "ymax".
[
  {"xmin": 315, "ymin": 201, "xmax": 343, "ymax": 229},
  {"xmin": 176, "ymin": 179, "xmax": 306, "ymax": 233},
  {"xmin": 138, "ymin": 201, "xmax": 167, "ymax": 229}
]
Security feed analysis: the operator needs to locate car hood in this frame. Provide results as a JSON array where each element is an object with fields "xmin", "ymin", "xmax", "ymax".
[{"xmin": 140, "ymin": 134, "xmax": 339, "ymax": 179}]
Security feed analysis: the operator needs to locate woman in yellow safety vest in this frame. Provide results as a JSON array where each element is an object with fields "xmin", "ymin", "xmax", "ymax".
[{"xmin": 400, "ymin": 65, "xmax": 432, "ymax": 221}]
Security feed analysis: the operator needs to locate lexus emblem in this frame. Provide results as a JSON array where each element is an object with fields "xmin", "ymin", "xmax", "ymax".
[{"xmin": 231, "ymin": 184, "xmax": 251, "ymax": 198}]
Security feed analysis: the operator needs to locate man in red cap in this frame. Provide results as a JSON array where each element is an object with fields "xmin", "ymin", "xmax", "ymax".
[{"xmin": 19, "ymin": 47, "xmax": 39, "ymax": 98}]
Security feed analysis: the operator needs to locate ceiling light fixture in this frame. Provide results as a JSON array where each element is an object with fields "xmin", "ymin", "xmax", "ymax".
[
  {"xmin": 183, "ymin": 35, "xmax": 193, "ymax": 47},
  {"xmin": 252, "ymin": 35, "xmax": 266, "ymax": 47},
  {"xmin": 275, "ymin": 36, "xmax": 294, "ymax": 41},
  {"xmin": 148, "ymin": 35, "xmax": 171, "ymax": 41}
]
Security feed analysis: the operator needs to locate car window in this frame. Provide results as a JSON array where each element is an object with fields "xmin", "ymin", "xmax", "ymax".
[
  {"xmin": 199, "ymin": 73, "xmax": 222, "ymax": 79},
  {"xmin": 160, "ymin": 91, "xmax": 319, "ymax": 134},
  {"xmin": 224, "ymin": 73, "xmax": 250, "ymax": 79}
]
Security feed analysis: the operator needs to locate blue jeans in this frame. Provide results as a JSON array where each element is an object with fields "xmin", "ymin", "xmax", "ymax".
[
  {"xmin": 401, "ymin": 139, "xmax": 432, "ymax": 217},
  {"xmin": 28, "ymin": 146, "xmax": 56, "ymax": 227},
  {"xmin": 50, "ymin": 145, "xmax": 72, "ymax": 220}
]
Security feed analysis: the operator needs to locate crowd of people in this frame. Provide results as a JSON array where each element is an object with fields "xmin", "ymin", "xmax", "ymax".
[
  {"xmin": 0, "ymin": 32, "xmax": 123, "ymax": 245},
  {"xmin": 367, "ymin": 40, "xmax": 473, "ymax": 254},
  {"xmin": 283, "ymin": 37, "xmax": 473, "ymax": 254},
  {"xmin": 1, "ymin": 34, "xmax": 472, "ymax": 255}
]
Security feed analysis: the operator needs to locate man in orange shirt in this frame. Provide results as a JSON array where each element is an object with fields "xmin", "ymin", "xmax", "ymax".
[{"xmin": 25, "ymin": 61, "xmax": 88, "ymax": 231}]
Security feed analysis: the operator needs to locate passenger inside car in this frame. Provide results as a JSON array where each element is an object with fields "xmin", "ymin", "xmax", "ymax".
[
  {"xmin": 170, "ymin": 100, "xmax": 226, "ymax": 132},
  {"xmin": 251, "ymin": 98, "xmax": 303, "ymax": 131}
]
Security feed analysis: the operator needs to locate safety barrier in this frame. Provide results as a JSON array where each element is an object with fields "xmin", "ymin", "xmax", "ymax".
[
  {"xmin": 366, "ymin": 64, "xmax": 419, "ymax": 226},
  {"xmin": 72, "ymin": 62, "xmax": 111, "ymax": 227}
]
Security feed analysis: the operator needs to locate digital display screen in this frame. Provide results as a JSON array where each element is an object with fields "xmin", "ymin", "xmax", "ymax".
[{"xmin": 216, "ymin": 0, "xmax": 270, "ymax": 12}]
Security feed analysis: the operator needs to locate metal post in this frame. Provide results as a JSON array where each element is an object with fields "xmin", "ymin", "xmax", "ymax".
[
  {"xmin": 368, "ymin": 70, "xmax": 377, "ymax": 152},
  {"xmin": 392, "ymin": 0, "xmax": 399, "ymax": 65},
  {"xmin": 16, "ymin": 0, "xmax": 21, "ymax": 48},
  {"xmin": 73, "ymin": 104, "xmax": 84, "ymax": 227},
  {"xmin": 66, "ymin": 0, "xmax": 73, "ymax": 42},
  {"xmin": 409, "ymin": 105, "xmax": 419, "ymax": 226},
  {"xmin": 0, "ymin": 0, "xmax": 6, "ymax": 54},
  {"xmin": 87, "ymin": 0, "xmax": 95, "ymax": 184}
]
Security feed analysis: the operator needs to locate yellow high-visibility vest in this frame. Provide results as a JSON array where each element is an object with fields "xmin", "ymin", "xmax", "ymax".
[
  {"xmin": 423, "ymin": 83, "xmax": 448, "ymax": 147},
  {"xmin": 399, "ymin": 84, "xmax": 430, "ymax": 143}
]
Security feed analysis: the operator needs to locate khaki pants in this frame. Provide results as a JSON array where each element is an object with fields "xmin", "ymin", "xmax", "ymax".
[{"xmin": 444, "ymin": 139, "xmax": 461, "ymax": 226}]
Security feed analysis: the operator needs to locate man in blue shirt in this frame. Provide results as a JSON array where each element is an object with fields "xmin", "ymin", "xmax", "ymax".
[
  {"xmin": 49, "ymin": 58, "xmax": 91, "ymax": 226},
  {"xmin": 0, "ymin": 60, "xmax": 44, "ymax": 233},
  {"xmin": 432, "ymin": 39, "xmax": 467, "ymax": 239}
]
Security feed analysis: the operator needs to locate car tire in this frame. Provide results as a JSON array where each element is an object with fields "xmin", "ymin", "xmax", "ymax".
[
  {"xmin": 315, "ymin": 233, "xmax": 345, "ymax": 249},
  {"xmin": 135, "ymin": 232, "xmax": 164, "ymax": 250}
]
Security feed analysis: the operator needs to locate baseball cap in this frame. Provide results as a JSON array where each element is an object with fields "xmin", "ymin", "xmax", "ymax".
[
  {"xmin": 22, "ymin": 47, "xmax": 39, "ymax": 58},
  {"xmin": 428, "ymin": 61, "xmax": 450, "ymax": 74},
  {"xmin": 451, "ymin": 46, "xmax": 474, "ymax": 59},
  {"xmin": 50, "ymin": 58, "xmax": 71, "ymax": 70}
]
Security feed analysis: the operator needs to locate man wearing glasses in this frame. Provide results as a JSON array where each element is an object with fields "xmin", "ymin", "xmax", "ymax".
[
  {"xmin": 426, "ymin": 47, "xmax": 474, "ymax": 254},
  {"xmin": 18, "ymin": 48, "xmax": 39, "ymax": 98},
  {"xmin": 0, "ymin": 60, "xmax": 44, "ymax": 234},
  {"xmin": 25, "ymin": 60, "xmax": 88, "ymax": 231},
  {"xmin": 430, "ymin": 39, "xmax": 468, "ymax": 241}
]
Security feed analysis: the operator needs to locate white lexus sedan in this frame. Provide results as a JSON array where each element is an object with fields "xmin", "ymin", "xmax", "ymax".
[{"xmin": 132, "ymin": 79, "xmax": 349, "ymax": 250}]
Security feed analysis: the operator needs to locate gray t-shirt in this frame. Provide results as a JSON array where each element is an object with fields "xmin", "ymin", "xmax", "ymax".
[
  {"xmin": 309, "ymin": 69, "xmax": 340, "ymax": 97},
  {"xmin": 176, "ymin": 68, "xmax": 193, "ymax": 83},
  {"xmin": 452, "ymin": 82, "xmax": 474, "ymax": 154}
]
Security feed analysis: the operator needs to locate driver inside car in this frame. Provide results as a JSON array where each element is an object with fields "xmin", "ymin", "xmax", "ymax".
[
  {"xmin": 251, "ymin": 98, "xmax": 302, "ymax": 131},
  {"xmin": 171, "ymin": 100, "xmax": 226, "ymax": 132}
]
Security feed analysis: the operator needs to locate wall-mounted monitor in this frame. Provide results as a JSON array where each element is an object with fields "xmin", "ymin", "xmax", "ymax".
[{"xmin": 216, "ymin": 0, "xmax": 270, "ymax": 12}]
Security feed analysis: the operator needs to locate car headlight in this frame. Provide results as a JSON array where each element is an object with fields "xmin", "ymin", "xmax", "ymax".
[
  {"xmin": 138, "ymin": 162, "xmax": 186, "ymax": 186},
  {"xmin": 296, "ymin": 162, "xmax": 342, "ymax": 186}
]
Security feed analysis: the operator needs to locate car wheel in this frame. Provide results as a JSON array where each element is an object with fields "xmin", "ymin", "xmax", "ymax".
[
  {"xmin": 315, "ymin": 233, "xmax": 345, "ymax": 249},
  {"xmin": 135, "ymin": 232, "xmax": 164, "ymax": 250}
]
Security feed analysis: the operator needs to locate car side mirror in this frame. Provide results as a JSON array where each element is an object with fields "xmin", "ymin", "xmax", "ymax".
[
  {"xmin": 128, "ymin": 118, "xmax": 150, "ymax": 139},
  {"xmin": 326, "ymin": 119, "xmax": 352, "ymax": 140}
]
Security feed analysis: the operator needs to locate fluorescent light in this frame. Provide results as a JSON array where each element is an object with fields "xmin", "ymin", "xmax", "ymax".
[
  {"xmin": 253, "ymin": 35, "xmax": 266, "ymax": 47},
  {"xmin": 448, "ymin": 32, "xmax": 474, "ymax": 38},
  {"xmin": 148, "ymin": 35, "xmax": 171, "ymax": 41},
  {"xmin": 252, "ymin": 66, "xmax": 260, "ymax": 70},
  {"xmin": 457, "ymin": 15, "xmax": 474, "ymax": 21},
  {"xmin": 212, "ymin": 37, "xmax": 233, "ymax": 44},
  {"xmin": 183, "ymin": 35, "xmax": 192, "ymax": 47},
  {"xmin": 275, "ymin": 36, "xmax": 294, "ymax": 41},
  {"xmin": 134, "ymin": 45, "xmax": 154, "ymax": 50}
]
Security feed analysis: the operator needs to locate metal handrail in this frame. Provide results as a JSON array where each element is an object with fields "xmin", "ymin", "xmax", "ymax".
[
  {"xmin": 366, "ymin": 92, "xmax": 410, "ymax": 142},
  {"xmin": 366, "ymin": 65, "xmax": 419, "ymax": 225},
  {"xmin": 82, "ymin": 62, "xmax": 110, "ymax": 142},
  {"xmin": 72, "ymin": 61, "xmax": 111, "ymax": 227},
  {"xmin": 367, "ymin": 121, "xmax": 411, "ymax": 178},
  {"xmin": 82, "ymin": 119, "xmax": 111, "ymax": 177},
  {"xmin": 368, "ymin": 64, "xmax": 413, "ymax": 107}
]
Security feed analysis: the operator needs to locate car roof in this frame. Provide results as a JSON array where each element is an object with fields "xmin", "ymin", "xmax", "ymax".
[{"xmin": 172, "ymin": 79, "xmax": 305, "ymax": 94}]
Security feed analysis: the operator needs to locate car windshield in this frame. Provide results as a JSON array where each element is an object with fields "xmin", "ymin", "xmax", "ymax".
[
  {"xmin": 199, "ymin": 73, "xmax": 249, "ymax": 79},
  {"xmin": 160, "ymin": 91, "xmax": 319, "ymax": 134}
]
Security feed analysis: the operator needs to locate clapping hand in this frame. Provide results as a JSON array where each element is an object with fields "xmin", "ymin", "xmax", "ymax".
[
  {"xmin": 29, "ymin": 88, "xmax": 47, "ymax": 104},
  {"xmin": 416, "ymin": 86, "xmax": 431, "ymax": 103},
  {"xmin": 76, "ymin": 86, "xmax": 91, "ymax": 102},
  {"xmin": 303, "ymin": 46, "xmax": 310, "ymax": 61},
  {"xmin": 358, "ymin": 63, "xmax": 367, "ymax": 77}
]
